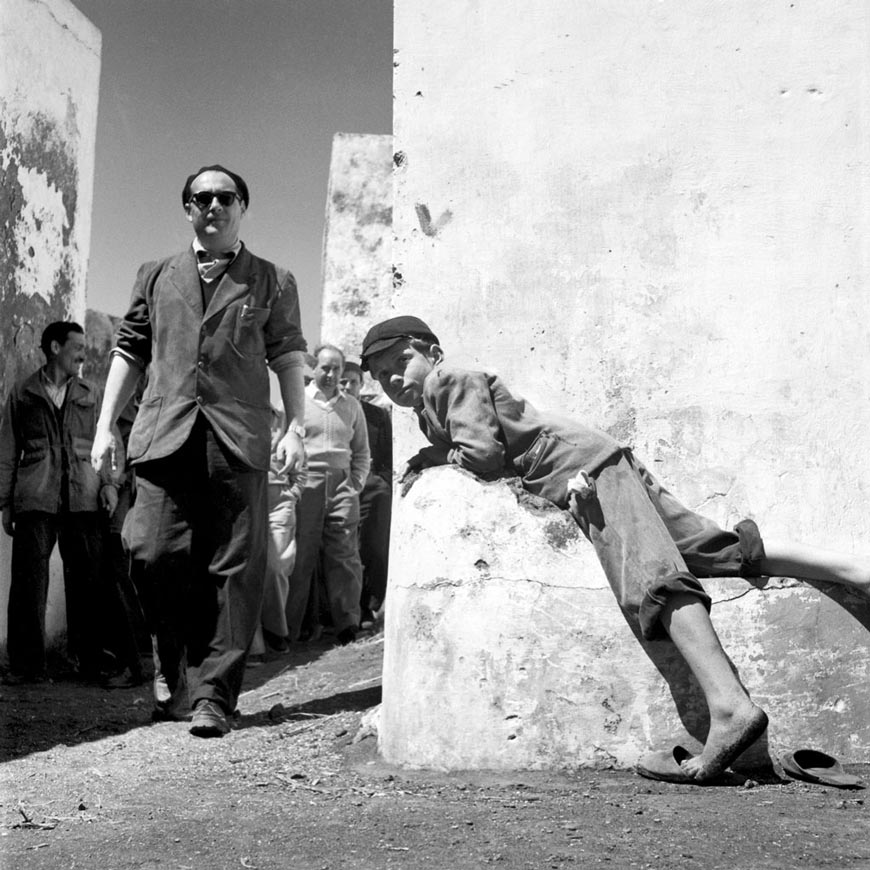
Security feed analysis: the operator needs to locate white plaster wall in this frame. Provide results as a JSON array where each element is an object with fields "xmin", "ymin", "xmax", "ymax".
[
  {"xmin": 382, "ymin": 1, "xmax": 870, "ymax": 768},
  {"xmin": 381, "ymin": 468, "xmax": 870, "ymax": 769},
  {"xmin": 0, "ymin": 0, "xmax": 101, "ymax": 650},
  {"xmin": 392, "ymin": 0, "xmax": 870, "ymax": 547},
  {"xmin": 320, "ymin": 132, "xmax": 394, "ymax": 359}
]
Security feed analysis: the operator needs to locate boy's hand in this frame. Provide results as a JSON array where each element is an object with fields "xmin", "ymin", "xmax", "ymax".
[
  {"xmin": 398, "ymin": 455, "xmax": 426, "ymax": 496},
  {"xmin": 567, "ymin": 470, "xmax": 596, "ymax": 505},
  {"xmin": 398, "ymin": 458, "xmax": 421, "ymax": 482},
  {"xmin": 2, "ymin": 507, "xmax": 14, "ymax": 537},
  {"xmin": 399, "ymin": 468, "xmax": 422, "ymax": 497}
]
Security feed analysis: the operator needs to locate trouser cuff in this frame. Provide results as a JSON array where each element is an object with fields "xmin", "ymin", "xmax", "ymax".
[{"xmin": 638, "ymin": 572, "xmax": 712, "ymax": 641}]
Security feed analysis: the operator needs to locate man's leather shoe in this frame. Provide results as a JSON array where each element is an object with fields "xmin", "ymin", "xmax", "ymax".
[{"xmin": 189, "ymin": 700, "xmax": 230, "ymax": 737}]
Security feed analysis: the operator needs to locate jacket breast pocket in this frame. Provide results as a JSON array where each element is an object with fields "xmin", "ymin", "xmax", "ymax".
[
  {"xmin": 233, "ymin": 304, "xmax": 270, "ymax": 356},
  {"xmin": 516, "ymin": 431, "xmax": 571, "ymax": 508}
]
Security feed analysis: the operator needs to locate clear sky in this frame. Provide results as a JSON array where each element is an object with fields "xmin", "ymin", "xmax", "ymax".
[{"xmin": 71, "ymin": 0, "xmax": 392, "ymax": 346}]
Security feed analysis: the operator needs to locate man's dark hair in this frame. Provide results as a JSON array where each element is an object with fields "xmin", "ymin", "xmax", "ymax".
[
  {"xmin": 342, "ymin": 361, "xmax": 363, "ymax": 377},
  {"xmin": 40, "ymin": 321, "xmax": 83, "ymax": 357},
  {"xmin": 182, "ymin": 164, "xmax": 250, "ymax": 207}
]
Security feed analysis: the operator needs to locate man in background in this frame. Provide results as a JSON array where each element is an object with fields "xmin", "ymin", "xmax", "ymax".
[
  {"xmin": 286, "ymin": 344, "xmax": 369, "ymax": 645},
  {"xmin": 0, "ymin": 321, "xmax": 115, "ymax": 683},
  {"xmin": 341, "ymin": 361, "xmax": 392, "ymax": 624}
]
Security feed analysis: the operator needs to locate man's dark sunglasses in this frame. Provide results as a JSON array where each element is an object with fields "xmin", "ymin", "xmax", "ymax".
[{"xmin": 188, "ymin": 190, "xmax": 242, "ymax": 209}]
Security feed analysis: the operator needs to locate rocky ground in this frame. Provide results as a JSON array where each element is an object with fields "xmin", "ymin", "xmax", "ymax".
[{"xmin": 2, "ymin": 631, "xmax": 869, "ymax": 870}]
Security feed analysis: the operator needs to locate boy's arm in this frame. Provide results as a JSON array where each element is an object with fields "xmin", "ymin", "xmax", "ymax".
[
  {"xmin": 399, "ymin": 370, "xmax": 504, "ymax": 494},
  {"xmin": 399, "ymin": 443, "xmax": 450, "ymax": 482},
  {"xmin": 430, "ymin": 369, "xmax": 505, "ymax": 476}
]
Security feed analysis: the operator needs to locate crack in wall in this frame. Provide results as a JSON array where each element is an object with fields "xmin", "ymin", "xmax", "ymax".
[
  {"xmin": 38, "ymin": 0, "xmax": 100, "ymax": 54},
  {"xmin": 394, "ymin": 575, "xmax": 603, "ymax": 591}
]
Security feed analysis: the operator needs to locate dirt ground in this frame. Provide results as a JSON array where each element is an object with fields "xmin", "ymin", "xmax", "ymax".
[{"xmin": 2, "ymin": 631, "xmax": 869, "ymax": 870}]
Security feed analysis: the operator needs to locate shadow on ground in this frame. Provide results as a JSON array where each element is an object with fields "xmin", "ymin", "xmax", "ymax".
[{"xmin": 0, "ymin": 638, "xmax": 343, "ymax": 763}]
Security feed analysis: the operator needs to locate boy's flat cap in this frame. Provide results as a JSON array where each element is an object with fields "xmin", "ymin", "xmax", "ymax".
[{"xmin": 360, "ymin": 316, "xmax": 439, "ymax": 370}]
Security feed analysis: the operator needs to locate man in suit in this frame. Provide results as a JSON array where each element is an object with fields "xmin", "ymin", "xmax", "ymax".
[{"xmin": 91, "ymin": 165, "xmax": 307, "ymax": 737}]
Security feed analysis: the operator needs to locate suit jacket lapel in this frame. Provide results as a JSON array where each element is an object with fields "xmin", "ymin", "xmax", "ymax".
[{"xmin": 167, "ymin": 250, "xmax": 204, "ymax": 318}]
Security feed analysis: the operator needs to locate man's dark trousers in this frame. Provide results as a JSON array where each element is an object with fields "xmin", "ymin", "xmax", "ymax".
[
  {"xmin": 123, "ymin": 416, "xmax": 267, "ymax": 714},
  {"xmin": 358, "ymin": 475, "xmax": 391, "ymax": 606},
  {"xmin": 7, "ymin": 510, "xmax": 102, "ymax": 678}
]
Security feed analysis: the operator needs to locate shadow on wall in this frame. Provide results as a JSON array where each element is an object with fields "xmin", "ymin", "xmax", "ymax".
[
  {"xmin": 629, "ymin": 579, "xmax": 870, "ymax": 776},
  {"xmin": 627, "ymin": 620, "xmax": 774, "ymax": 775}
]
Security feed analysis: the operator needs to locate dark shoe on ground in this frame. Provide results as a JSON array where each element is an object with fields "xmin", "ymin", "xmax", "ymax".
[
  {"xmin": 151, "ymin": 705, "xmax": 187, "ymax": 723},
  {"xmin": 636, "ymin": 745, "xmax": 746, "ymax": 786},
  {"xmin": 262, "ymin": 629, "xmax": 289, "ymax": 653},
  {"xmin": 336, "ymin": 626, "xmax": 357, "ymax": 646},
  {"xmin": 781, "ymin": 749, "xmax": 866, "ymax": 789},
  {"xmin": 152, "ymin": 671, "xmax": 188, "ymax": 721},
  {"xmin": 189, "ymin": 700, "xmax": 230, "ymax": 737},
  {"xmin": 298, "ymin": 623, "xmax": 324, "ymax": 643}
]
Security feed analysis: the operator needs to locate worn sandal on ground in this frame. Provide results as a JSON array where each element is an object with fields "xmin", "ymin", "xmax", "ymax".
[
  {"xmin": 636, "ymin": 746, "xmax": 745, "ymax": 786},
  {"xmin": 780, "ymin": 749, "xmax": 866, "ymax": 790}
]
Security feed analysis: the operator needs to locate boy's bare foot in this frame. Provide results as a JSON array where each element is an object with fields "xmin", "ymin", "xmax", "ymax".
[{"xmin": 680, "ymin": 701, "xmax": 768, "ymax": 781}]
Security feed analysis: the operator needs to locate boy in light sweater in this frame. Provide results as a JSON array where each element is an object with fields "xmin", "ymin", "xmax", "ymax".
[{"xmin": 360, "ymin": 315, "xmax": 870, "ymax": 783}]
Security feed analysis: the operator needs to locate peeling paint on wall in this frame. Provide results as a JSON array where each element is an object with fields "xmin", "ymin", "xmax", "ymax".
[
  {"xmin": 320, "ymin": 132, "xmax": 393, "ymax": 356},
  {"xmin": 0, "ymin": 0, "xmax": 101, "ymax": 650},
  {"xmin": 1, "ymin": 107, "xmax": 83, "ymax": 399}
]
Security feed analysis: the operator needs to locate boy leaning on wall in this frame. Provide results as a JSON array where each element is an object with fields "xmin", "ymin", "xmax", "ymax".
[{"xmin": 359, "ymin": 315, "xmax": 870, "ymax": 784}]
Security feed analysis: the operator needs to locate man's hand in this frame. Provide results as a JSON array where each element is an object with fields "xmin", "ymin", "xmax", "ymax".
[
  {"xmin": 100, "ymin": 484, "xmax": 119, "ymax": 516},
  {"xmin": 91, "ymin": 428, "xmax": 117, "ymax": 475},
  {"xmin": 274, "ymin": 430, "xmax": 305, "ymax": 476},
  {"xmin": 2, "ymin": 507, "xmax": 14, "ymax": 537}
]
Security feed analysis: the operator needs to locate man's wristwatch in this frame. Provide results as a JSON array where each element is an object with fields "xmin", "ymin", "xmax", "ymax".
[{"xmin": 287, "ymin": 423, "xmax": 306, "ymax": 438}]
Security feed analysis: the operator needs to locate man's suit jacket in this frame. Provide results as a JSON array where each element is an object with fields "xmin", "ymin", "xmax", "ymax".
[{"xmin": 116, "ymin": 246, "xmax": 306, "ymax": 471}]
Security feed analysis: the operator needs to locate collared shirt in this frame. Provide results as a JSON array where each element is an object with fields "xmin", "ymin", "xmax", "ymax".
[
  {"xmin": 302, "ymin": 381, "xmax": 370, "ymax": 490},
  {"xmin": 192, "ymin": 238, "xmax": 242, "ymax": 283},
  {"xmin": 308, "ymin": 383, "xmax": 342, "ymax": 411},
  {"xmin": 40, "ymin": 368, "xmax": 71, "ymax": 409}
]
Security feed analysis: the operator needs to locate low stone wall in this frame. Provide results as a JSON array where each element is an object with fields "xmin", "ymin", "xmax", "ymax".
[{"xmin": 379, "ymin": 466, "xmax": 870, "ymax": 771}]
